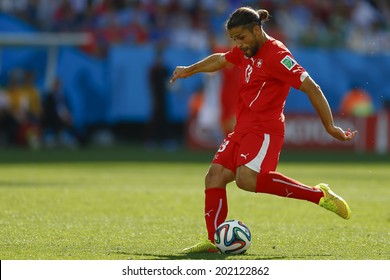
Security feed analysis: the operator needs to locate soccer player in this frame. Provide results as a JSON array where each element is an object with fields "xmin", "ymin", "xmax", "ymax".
[{"xmin": 170, "ymin": 7, "xmax": 357, "ymax": 253}]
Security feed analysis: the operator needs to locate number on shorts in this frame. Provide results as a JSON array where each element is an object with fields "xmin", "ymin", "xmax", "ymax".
[{"xmin": 218, "ymin": 140, "xmax": 230, "ymax": 152}]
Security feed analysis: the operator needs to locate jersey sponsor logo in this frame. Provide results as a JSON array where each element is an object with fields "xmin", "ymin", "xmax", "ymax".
[{"xmin": 281, "ymin": 55, "xmax": 296, "ymax": 70}]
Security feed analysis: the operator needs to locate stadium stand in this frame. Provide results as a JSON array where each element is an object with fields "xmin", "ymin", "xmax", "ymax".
[{"xmin": 0, "ymin": 0, "xmax": 389, "ymax": 152}]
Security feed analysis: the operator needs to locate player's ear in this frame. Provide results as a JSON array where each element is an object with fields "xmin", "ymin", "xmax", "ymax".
[{"xmin": 252, "ymin": 24, "xmax": 261, "ymax": 36}]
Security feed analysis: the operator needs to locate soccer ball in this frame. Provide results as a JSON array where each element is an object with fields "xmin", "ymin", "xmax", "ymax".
[{"xmin": 214, "ymin": 220, "xmax": 251, "ymax": 254}]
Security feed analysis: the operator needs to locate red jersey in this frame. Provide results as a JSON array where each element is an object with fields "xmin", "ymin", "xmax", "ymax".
[{"xmin": 225, "ymin": 37, "xmax": 308, "ymax": 139}]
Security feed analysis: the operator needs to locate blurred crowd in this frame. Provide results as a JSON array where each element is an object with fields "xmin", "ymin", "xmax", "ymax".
[
  {"xmin": 1, "ymin": 0, "xmax": 389, "ymax": 57},
  {"xmin": 0, "ymin": 69, "xmax": 80, "ymax": 148},
  {"xmin": 0, "ymin": 0, "xmax": 389, "ymax": 149}
]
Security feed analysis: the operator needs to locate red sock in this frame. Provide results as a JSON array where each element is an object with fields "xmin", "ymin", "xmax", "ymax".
[
  {"xmin": 256, "ymin": 171, "xmax": 323, "ymax": 204},
  {"xmin": 205, "ymin": 188, "xmax": 227, "ymax": 242}
]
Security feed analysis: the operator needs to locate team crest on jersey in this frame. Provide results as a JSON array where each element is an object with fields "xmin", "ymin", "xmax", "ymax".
[
  {"xmin": 256, "ymin": 59, "xmax": 263, "ymax": 68},
  {"xmin": 281, "ymin": 55, "xmax": 296, "ymax": 70}
]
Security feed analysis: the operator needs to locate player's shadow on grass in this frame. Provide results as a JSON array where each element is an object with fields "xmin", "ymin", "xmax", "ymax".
[{"xmin": 119, "ymin": 252, "xmax": 287, "ymax": 260}]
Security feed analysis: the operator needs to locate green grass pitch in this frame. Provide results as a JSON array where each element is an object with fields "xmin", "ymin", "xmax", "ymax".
[{"xmin": 0, "ymin": 146, "xmax": 389, "ymax": 260}]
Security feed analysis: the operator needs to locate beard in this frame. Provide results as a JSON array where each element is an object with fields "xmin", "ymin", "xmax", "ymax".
[{"xmin": 244, "ymin": 38, "xmax": 260, "ymax": 58}]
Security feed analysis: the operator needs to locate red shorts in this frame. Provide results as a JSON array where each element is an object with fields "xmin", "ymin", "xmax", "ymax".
[{"xmin": 212, "ymin": 132, "xmax": 284, "ymax": 173}]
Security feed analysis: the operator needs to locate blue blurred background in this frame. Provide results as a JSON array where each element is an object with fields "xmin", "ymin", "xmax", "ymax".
[{"xmin": 0, "ymin": 0, "xmax": 389, "ymax": 150}]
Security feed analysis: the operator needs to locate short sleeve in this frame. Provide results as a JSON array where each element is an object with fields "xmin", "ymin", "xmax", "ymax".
[
  {"xmin": 225, "ymin": 46, "xmax": 242, "ymax": 67},
  {"xmin": 266, "ymin": 49, "xmax": 309, "ymax": 89}
]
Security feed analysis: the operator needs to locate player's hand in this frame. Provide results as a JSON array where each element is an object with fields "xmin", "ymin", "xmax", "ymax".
[
  {"xmin": 328, "ymin": 126, "xmax": 357, "ymax": 141},
  {"xmin": 170, "ymin": 66, "xmax": 190, "ymax": 83}
]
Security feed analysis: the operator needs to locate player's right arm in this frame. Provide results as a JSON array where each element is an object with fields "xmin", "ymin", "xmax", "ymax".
[{"xmin": 170, "ymin": 53, "xmax": 229, "ymax": 83}]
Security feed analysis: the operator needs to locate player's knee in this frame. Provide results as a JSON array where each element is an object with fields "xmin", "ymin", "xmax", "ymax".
[
  {"xmin": 235, "ymin": 175, "xmax": 251, "ymax": 191},
  {"xmin": 205, "ymin": 167, "xmax": 223, "ymax": 188},
  {"xmin": 205, "ymin": 164, "xmax": 234, "ymax": 189},
  {"xmin": 235, "ymin": 177, "xmax": 245, "ymax": 190},
  {"xmin": 235, "ymin": 166, "xmax": 257, "ymax": 192}
]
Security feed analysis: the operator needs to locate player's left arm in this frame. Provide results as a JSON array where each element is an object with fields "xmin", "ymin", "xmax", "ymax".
[{"xmin": 299, "ymin": 76, "xmax": 357, "ymax": 141}]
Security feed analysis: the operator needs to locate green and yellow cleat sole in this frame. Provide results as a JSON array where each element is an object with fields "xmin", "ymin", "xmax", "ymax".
[{"xmin": 318, "ymin": 183, "xmax": 351, "ymax": 219}]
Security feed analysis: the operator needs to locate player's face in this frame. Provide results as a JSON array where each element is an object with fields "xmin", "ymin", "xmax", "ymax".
[{"xmin": 228, "ymin": 26, "xmax": 260, "ymax": 57}]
